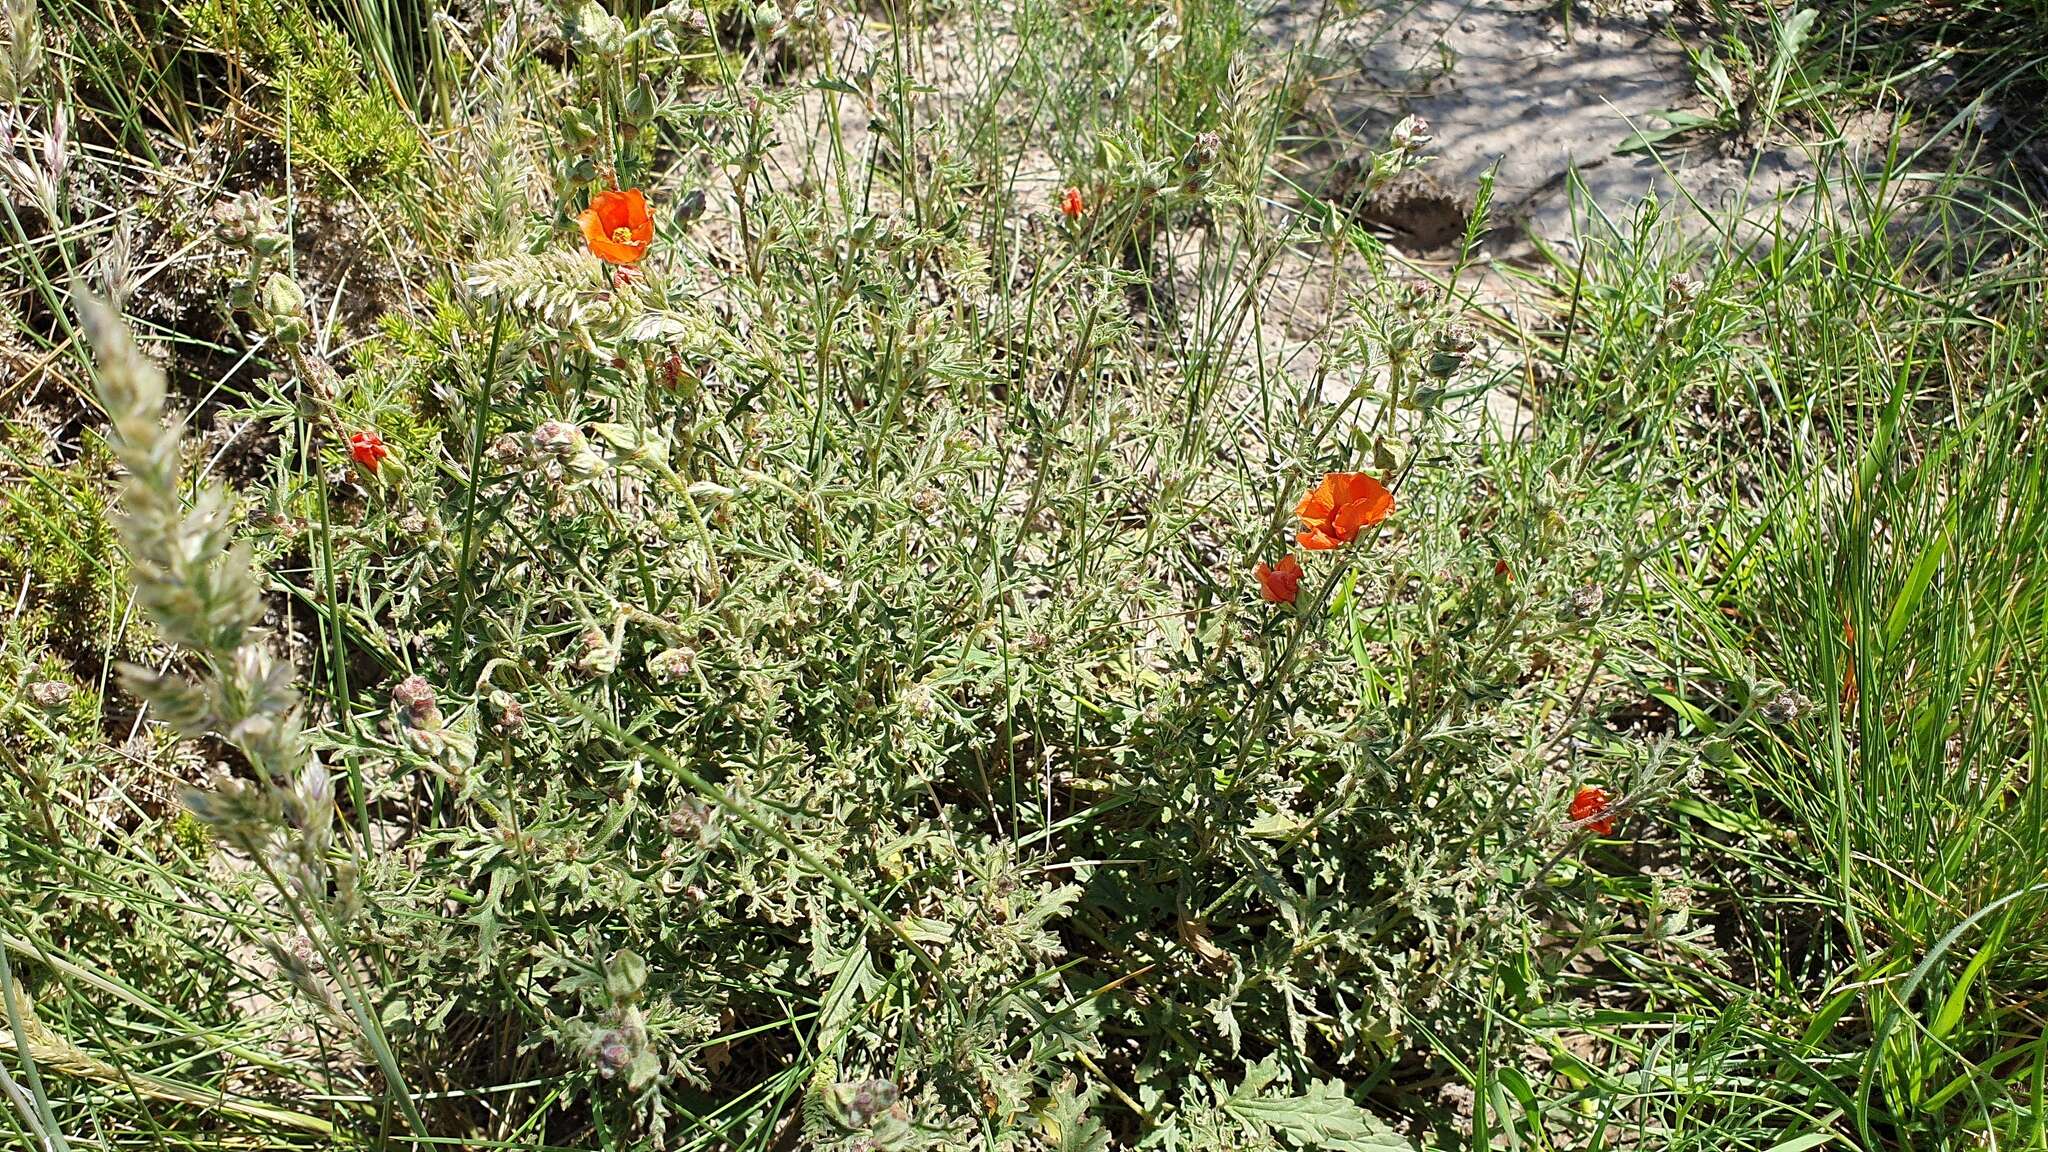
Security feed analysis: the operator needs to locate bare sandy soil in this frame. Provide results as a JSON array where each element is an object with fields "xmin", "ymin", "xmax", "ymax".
[
  {"xmin": 1268, "ymin": 0, "xmax": 1845, "ymax": 257},
  {"xmin": 730, "ymin": 0, "xmax": 1887, "ymax": 439}
]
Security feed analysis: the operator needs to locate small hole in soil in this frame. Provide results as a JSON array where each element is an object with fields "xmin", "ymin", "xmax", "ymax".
[{"xmin": 1352, "ymin": 188, "xmax": 1468, "ymax": 253}]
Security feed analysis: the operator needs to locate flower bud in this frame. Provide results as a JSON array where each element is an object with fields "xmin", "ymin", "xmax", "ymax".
[
  {"xmin": 604, "ymin": 949, "xmax": 649, "ymax": 1003},
  {"xmin": 829, "ymin": 1077, "xmax": 900, "ymax": 1126},
  {"xmin": 648, "ymin": 645, "xmax": 696, "ymax": 681},
  {"xmin": 390, "ymin": 674, "xmax": 445, "ymax": 731},
  {"xmin": 563, "ymin": 444, "xmax": 612, "ymax": 480},
  {"xmin": 569, "ymin": 0, "xmax": 627, "ymax": 55},
  {"xmin": 1425, "ymin": 324, "xmax": 1476, "ymax": 379},
  {"xmin": 487, "ymin": 689, "xmax": 526, "ymax": 735},
  {"xmin": 574, "ymin": 627, "xmax": 620, "ymax": 676},
  {"xmin": 1757, "ymin": 689, "xmax": 1810, "ymax": 726},
  {"xmin": 652, "ymin": 1, "xmax": 709, "ymax": 36},
  {"xmin": 532, "ymin": 420, "xmax": 584, "ymax": 457},
  {"xmin": 562, "ymin": 107, "xmax": 602, "ymax": 153},
  {"xmin": 259, "ymin": 272, "xmax": 309, "ymax": 344},
  {"xmin": 1558, "ymin": 584, "xmax": 1605, "ymax": 622},
  {"xmin": 390, "ymin": 674, "xmax": 434, "ymax": 709},
  {"xmin": 26, "ymin": 679, "xmax": 73, "ymax": 710},
  {"xmin": 486, "ymin": 431, "xmax": 532, "ymax": 465},
  {"xmin": 1388, "ymin": 114, "xmax": 1432, "ymax": 153},
  {"xmin": 902, "ymin": 684, "xmax": 937, "ymax": 720},
  {"xmin": 662, "ymin": 797, "xmax": 722, "ymax": 845},
  {"xmin": 260, "ymin": 271, "xmax": 305, "ymax": 317},
  {"xmin": 624, "ymin": 84, "xmax": 656, "ymax": 126},
  {"xmin": 213, "ymin": 194, "xmax": 279, "ymax": 250}
]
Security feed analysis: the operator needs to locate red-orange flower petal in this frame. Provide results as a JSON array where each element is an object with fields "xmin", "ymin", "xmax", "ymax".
[
  {"xmin": 349, "ymin": 431, "xmax": 387, "ymax": 471},
  {"xmin": 1570, "ymin": 785, "xmax": 1616, "ymax": 836},
  {"xmin": 581, "ymin": 188, "xmax": 654, "ymax": 265},
  {"xmin": 1295, "ymin": 484, "xmax": 1335, "ymax": 523},
  {"xmin": 1294, "ymin": 471, "xmax": 1393, "ymax": 550},
  {"xmin": 1255, "ymin": 554, "xmax": 1302, "ymax": 604}
]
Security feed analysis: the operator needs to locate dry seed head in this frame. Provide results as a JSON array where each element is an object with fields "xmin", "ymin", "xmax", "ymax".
[{"xmin": 0, "ymin": 0, "xmax": 44, "ymax": 101}]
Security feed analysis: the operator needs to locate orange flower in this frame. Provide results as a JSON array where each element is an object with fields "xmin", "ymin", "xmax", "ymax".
[
  {"xmin": 1254, "ymin": 555, "xmax": 1302, "ymax": 604},
  {"xmin": 1570, "ymin": 785, "xmax": 1616, "ymax": 836},
  {"xmin": 349, "ymin": 431, "xmax": 387, "ymax": 471},
  {"xmin": 1294, "ymin": 472, "xmax": 1392, "ymax": 550},
  {"xmin": 1058, "ymin": 186, "xmax": 1085, "ymax": 219},
  {"xmin": 580, "ymin": 188, "xmax": 653, "ymax": 265}
]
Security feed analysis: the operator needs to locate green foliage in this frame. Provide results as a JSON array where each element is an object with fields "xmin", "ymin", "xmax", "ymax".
[
  {"xmin": 176, "ymin": 85, "xmax": 1686, "ymax": 1146},
  {"xmin": 0, "ymin": 429, "xmax": 117, "ymax": 650},
  {"xmin": 11, "ymin": 0, "xmax": 2048, "ymax": 1149},
  {"xmin": 1217, "ymin": 1059, "xmax": 1407, "ymax": 1150},
  {"xmin": 185, "ymin": 0, "xmax": 421, "ymax": 192}
]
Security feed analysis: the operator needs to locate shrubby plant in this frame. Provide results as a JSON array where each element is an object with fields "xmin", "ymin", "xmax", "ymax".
[
  {"xmin": 85, "ymin": 16, "xmax": 1682, "ymax": 1143},
  {"xmin": 185, "ymin": 0, "xmax": 422, "ymax": 190},
  {"xmin": 18, "ymin": 0, "xmax": 1831, "ymax": 1145}
]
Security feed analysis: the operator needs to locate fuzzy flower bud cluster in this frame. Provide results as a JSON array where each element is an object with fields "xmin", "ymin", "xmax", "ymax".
[
  {"xmin": 532, "ymin": 419, "xmax": 612, "ymax": 482},
  {"xmin": 1177, "ymin": 130, "xmax": 1221, "ymax": 193},
  {"xmin": 825, "ymin": 1076, "xmax": 901, "ymax": 1128},
  {"xmin": 572, "ymin": 949, "xmax": 662, "ymax": 1092},
  {"xmin": 567, "ymin": 0, "xmax": 628, "ymax": 56},
  {"xmin": 387, "ymin": 673, "xmax": 475, "ymax": 770},
  {"xmin": 217, "ymin": 194, "xmax": 310, "ymax": 347},
  {"xmin": 1363, "ymin": 115, "xmax": 1434, "ymax": 196}
]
